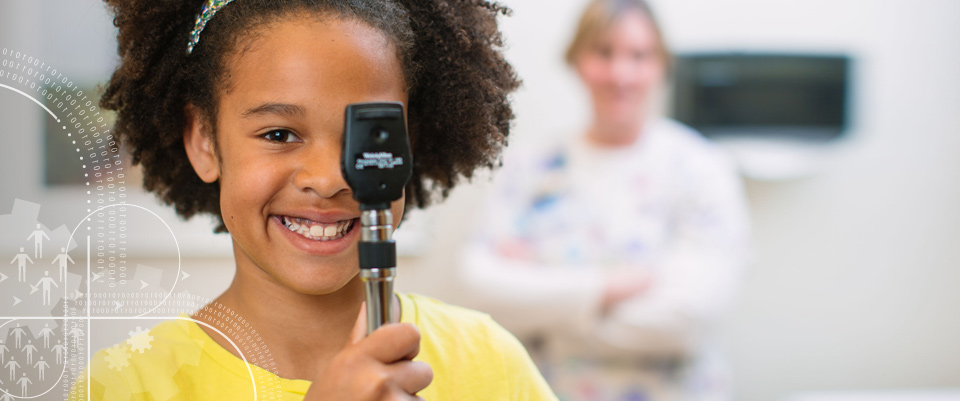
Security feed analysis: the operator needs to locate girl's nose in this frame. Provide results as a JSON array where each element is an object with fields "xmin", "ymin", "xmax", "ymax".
[{"xmin": 292, "ymin": 142, "xmax": 350, "ymax": 199}]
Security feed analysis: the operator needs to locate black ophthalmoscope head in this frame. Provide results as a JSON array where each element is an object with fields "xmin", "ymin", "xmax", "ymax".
[{"xmin": 341, "ymin": 102, "xmax": 413, "ymax": 211}]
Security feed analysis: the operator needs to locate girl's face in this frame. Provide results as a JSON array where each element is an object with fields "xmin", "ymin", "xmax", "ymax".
[
  {"xmin": 186, "ymin": 16, "xmax": 407, "ymax": 295},
  {"xmin": 575, "ymin": 11, "xmax": 666, "ymax": 129}
]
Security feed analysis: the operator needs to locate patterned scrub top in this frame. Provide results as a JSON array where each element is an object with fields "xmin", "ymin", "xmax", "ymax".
[{"xmin": 458, "ymin": 118, "xmax": 752, "ymax": 401}]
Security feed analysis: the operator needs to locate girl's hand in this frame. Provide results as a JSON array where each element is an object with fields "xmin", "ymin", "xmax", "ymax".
[{"xmin": 303, "ymin": 304, "xmax": 433, "ymax": 401}]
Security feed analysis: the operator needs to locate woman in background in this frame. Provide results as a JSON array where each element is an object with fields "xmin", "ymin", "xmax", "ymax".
[{"xmin": 458, "ymin": 0, "xmax": 751, "ymax": 399}]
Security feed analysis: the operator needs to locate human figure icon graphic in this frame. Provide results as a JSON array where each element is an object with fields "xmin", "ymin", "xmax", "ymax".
[
  {"xmin": 51, "ymin": 248, "xmax": 74, "ymax": 283},
  {"xmin": 37, "ymin": 324, "xmax": 55, "ymax": 349},
  {"xmin": 34, "ymin": 272, "xmax": 59, "ymax": 306},
  {"xmin": 9, "ymin": 325, "xmax": 26, "ymax": 349},
  {"xmin": 4, "ymin": 357, "xmax": 18, "ymax": 381},
  {"xmin": 0, "ymin": 341, "xmax": 7, "ymax": 365},
  {"xmin": 16, "ymin": 373, "xmax": 30, "ymax": 396},
  {"xmin": 21, "ymin": 341, "xmax": 37, "ymax": 365},
  {"xmin": 52, "ymin": 341, "xmax": 65, "ymax": 365},
  {"xmin": 67, "ymin": 327, "xmax": 84, "ymax": 345},
  {"xmin": 34, "ymin": 357, "xmax": 49, "ymax": 381},
  {"xmin": 0, "ymin": 391, "xmax": 11, "ymax": 401},
  {"xmin": 27, "ymin": 224, "xmax": 49, "ymax": 259},
  {"xmin": 10, "ymin": 248, "xmax": 32, "ymax": 283}
]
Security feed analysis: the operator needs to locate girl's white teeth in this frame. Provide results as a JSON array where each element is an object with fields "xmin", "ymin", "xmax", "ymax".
[{"xmin": 281, "ymin": 216, "xmax": 353, "ymax": 241}]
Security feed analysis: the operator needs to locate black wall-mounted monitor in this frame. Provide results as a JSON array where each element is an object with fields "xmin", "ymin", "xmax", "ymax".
[{"xmin": 671, "ymin": 53, "xmax": 850, "ymax": 141}]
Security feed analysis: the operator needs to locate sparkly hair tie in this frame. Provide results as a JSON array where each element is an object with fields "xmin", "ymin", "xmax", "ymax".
[{"xmin": 186, "ymin": 0, "xmax": 238, "ymax": 55}]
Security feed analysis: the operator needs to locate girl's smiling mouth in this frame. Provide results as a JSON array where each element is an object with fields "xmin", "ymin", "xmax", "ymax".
[
  {"xmin": 270, "ymin": 214, "xmax": 361, "ymax": 256},
  {"xmin": 280, "ymin": 215, "xmax": 356, "ymax": 241}
]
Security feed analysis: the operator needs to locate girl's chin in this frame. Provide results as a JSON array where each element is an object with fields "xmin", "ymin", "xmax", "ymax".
[
  {"xmin": 251, "ymin": 253, "xmax": 360, "ymax": 295},
  {"xmin": 272, "ymin": 267, "xmax": 361, "ymax": 296}
]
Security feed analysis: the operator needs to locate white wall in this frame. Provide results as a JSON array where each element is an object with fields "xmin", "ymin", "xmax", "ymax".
[{"xmin": 660, "ymin": 1, "xmax": 960, "ymax": 399}]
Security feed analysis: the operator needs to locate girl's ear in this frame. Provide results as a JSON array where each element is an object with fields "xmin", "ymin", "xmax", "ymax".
[{"xmin": 183, "ymin": 104, "xmax": 221, "ymax": 183}]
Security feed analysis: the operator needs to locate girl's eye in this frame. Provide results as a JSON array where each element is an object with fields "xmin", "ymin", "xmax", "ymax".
[{"xmin": 261, "ymin": 129, "xmax": 301, "ymax": 143}]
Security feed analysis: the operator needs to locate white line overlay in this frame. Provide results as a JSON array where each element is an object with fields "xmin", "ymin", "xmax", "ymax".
[{"xmin": 0, "ymin": 83, "xmax": 60, "ymax": 121}]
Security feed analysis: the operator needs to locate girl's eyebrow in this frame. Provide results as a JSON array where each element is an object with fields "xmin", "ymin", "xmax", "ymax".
[{"xmin": 242, "ymin": 103, "xmax": 305, "ymax": 119}]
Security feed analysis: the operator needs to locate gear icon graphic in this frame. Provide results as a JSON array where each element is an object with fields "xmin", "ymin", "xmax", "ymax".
[
  {"xmin": 104, "ymin": 344, "xmax": 131, "ymax": 371},
  {"xmin": 126, "ymin": 326, "xmax": 153, "ymax": 354}
]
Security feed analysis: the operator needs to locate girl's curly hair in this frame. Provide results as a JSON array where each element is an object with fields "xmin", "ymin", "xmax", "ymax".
[{"xmin": 101, "ymin": 0, "xmax": 520, "ymax": 232}]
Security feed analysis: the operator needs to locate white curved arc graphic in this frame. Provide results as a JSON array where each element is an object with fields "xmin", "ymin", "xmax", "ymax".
[
  {"xmin": 65, "ymin": 203, "xmax": 182, "ymax": 318},
  {"xmin": 0, "ymin": 83, "xmax": 60, "ymax": 121}
]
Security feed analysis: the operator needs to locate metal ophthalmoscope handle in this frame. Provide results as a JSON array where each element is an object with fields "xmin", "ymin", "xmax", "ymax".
[
  {"xmin": 359, "ymin": 209, "xmax": 396, "ymax": 334},
  {"xmin": 340, "ymin": 102, "xmax": 412, "ymax": 336}
]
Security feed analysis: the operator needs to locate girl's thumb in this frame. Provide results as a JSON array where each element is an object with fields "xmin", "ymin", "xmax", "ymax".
[{"xmin": 349, "ymin": 302, "xmax": 367, "ymax": 344}]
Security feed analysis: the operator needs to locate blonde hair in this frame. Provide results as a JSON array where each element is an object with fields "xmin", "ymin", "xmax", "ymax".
[{"xmin": 564, "ymin": 0, "xmax": 671, "ymax": 67}]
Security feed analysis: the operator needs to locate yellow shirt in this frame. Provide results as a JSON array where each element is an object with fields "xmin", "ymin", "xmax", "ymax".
[{"xmin": 72, "ymin": 293, "xmax": 557, "ymax": 400}]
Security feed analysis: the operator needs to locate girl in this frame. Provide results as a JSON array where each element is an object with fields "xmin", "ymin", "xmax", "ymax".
[
  {"xmin": 76, "ymin": 0, "xmax": 555, "ymax": 400},
  {"xmin": 456, "ymin": 0, "xmax": 751, "ymax": 400}
]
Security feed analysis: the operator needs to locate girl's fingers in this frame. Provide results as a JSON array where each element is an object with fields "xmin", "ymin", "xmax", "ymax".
[
  {"xmin": 358, "ymin": 322, "xmax": 421, "ymax": 363},
  {"xmin": 387, "ymin": 360, "xmax": 433, "ymax": 395}
]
